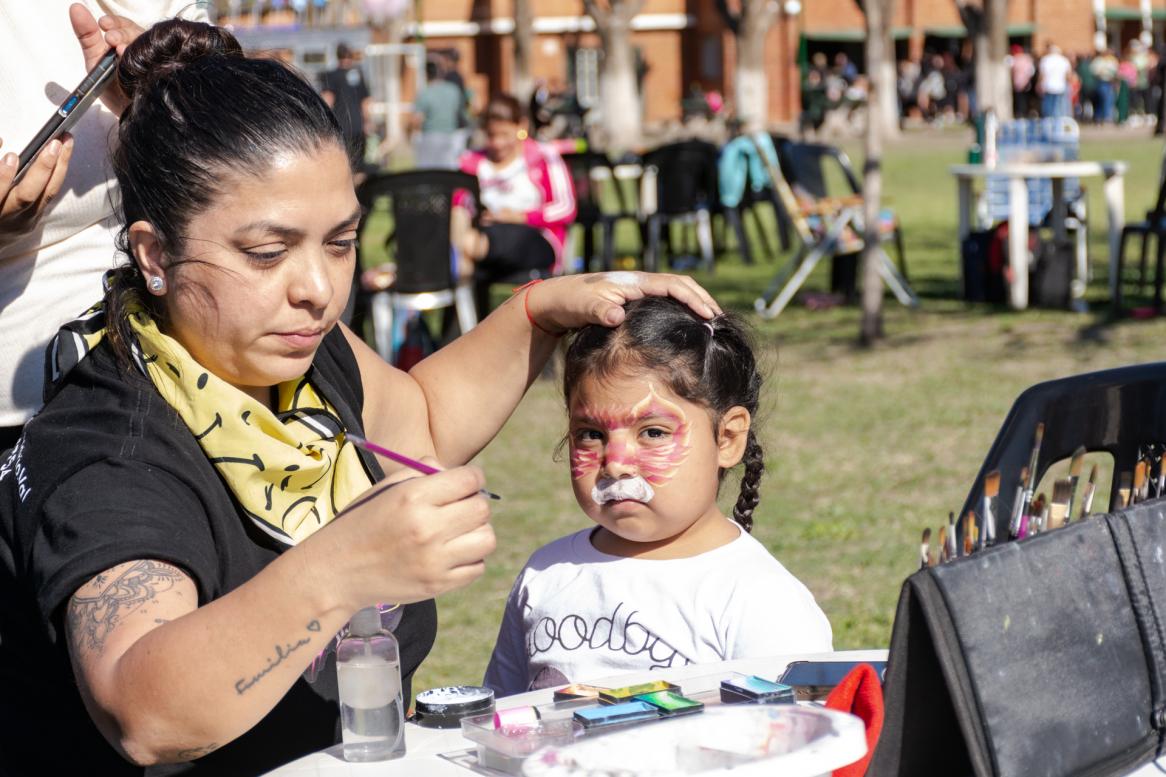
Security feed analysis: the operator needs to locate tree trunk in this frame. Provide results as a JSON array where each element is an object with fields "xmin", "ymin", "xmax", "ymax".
[
  {"xmin": 985, "ymin": 0, "xmax": 1011, "ymax": 120},
  {"xmin": 512, "ymin": 0, "xmax": 535, "ymax": 104},
  {"xmin": 592, "ymin": 6, "xmax": 643, "ymax": 152},
  {"xmin": 735, "ymin": 0, "xmax": 775, "ymax": 131},
  {"xmin": 860, "ymin": 0, "xmax": 891, "ymax": 346},
  {"xmin": 381, "ymin": 17, "xmax": 408, "ymax": 150}
]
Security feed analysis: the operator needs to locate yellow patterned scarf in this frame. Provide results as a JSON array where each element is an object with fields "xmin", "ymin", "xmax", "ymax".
[{"xmin": 49, "ymin": 302, "xmax": 373, "ymax": 545}]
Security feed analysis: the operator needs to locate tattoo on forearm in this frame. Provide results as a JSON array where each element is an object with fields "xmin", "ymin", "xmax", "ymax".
[
  {"xmin": 234, "ymin": 620, "xmax": 320, "ymax": 695},
  {"xmin": 66, "ymin": 560, "xmax": 186, "ymax": 655},
  {"xmin": 174, "ymin": 743, "xmax": 219, "ymax": 760}
]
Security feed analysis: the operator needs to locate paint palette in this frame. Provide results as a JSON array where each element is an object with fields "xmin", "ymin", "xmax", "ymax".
[
  {"xmin": 461, "ymin": 712, "xmax": 580, "ymax": 775},
  {"xmin": 522, "ymin": 705, "xmax": 868, "ymax": 777}
]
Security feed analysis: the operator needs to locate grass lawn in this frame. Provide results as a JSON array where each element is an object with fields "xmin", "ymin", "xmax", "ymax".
[{"xmin": 374, "ymin": 128, "xmax": 1166, "ymax": 694}]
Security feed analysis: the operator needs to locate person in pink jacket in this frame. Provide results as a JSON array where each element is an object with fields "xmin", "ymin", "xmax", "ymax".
[{"xmin": 457, "ymin": 94, "xmax": 576, "ymax": 283}]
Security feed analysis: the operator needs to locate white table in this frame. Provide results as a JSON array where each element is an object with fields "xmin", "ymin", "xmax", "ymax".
[
  {"xmin": 950, "ymin": 161, "xmax": 1128, "ymax": 310},
  {"xmin": 263, "ymin": 649, "xmax": 886, "ymax": 776}
]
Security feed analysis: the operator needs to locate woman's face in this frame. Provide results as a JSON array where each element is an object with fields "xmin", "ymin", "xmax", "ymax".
[
  {"xmin": 484, "ymin": 118, "xmax": 521, "ymax": 163},
  {"xmin": 154, "ymin": 144, "xmax": 359, "ymax": 403}
]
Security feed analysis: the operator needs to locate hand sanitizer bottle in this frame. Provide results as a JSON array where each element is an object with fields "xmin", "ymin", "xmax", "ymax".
[{"xmin": 337, "ymin": 607, "xmax": 405, "ymax": 762}]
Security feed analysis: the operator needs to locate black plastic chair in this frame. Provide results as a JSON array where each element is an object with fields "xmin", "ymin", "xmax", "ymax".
[
  {"xmin": 561, "ymin": 151, "xmax": 641, "ymax": 272},
  {"xmin": 773, "ymin": 137, "xmax": 908, "ymax": 283},
  {"xmin": 1114, "ymin": 145, "xmax": 1166, "ymax": 314},
  {"xmin": 641, "ymin": 140, "xmax": 720, "ymax": 272},
  {"xmin": 957, "ymin": 361, "xmax": 1166, "ymax": 545},
  {"xmin": 354, "ymin": 169, "xmax": 480, "ymax": 363}
]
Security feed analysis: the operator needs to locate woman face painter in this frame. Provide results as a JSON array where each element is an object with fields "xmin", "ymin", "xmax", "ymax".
[{"xmin": 0, "ymin": 19, "xmax": 720, "ymax": 776}]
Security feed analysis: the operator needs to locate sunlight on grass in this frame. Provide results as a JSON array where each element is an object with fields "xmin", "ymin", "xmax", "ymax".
[{"xmin": 399, "ymin": 130, "xmax": 1166, "ymax": 693}]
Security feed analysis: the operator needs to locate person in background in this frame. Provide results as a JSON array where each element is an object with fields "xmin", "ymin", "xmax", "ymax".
[
  {"xmin": 1038, "ymin": 43, "xmax": 1072, "ymax": 119},
  {"xmin": 456, "ymin": 94, "xmax": 576, "ymax": 286},
  {"xmin": 412, "ymin": 59, "xmax": 467, "ymax": 169},
  {"xmin": 1009, "ymin": 44, "xmax": 1035, "ymax": 119},
  {"xmin": 319, "ymin": 42, "xmax": 371, "ymax": 167},
  {"xmin": 834, "ymin": 52, "xmax": 858, "ymax": 85},
  {"xmin": 1131, "ymin": 40, "xmax": 1152, "ymax": 121},
  {"xmin": 0, "ymin": 18, "xmax": 720, "ymax": 774},
  {"xmin": 0, "ymin": 1, "xmax": 203, "ymax": 453},
  {"xmin": 1090, "ymin": 48, "xmax": 1119, "ymax": 124}
]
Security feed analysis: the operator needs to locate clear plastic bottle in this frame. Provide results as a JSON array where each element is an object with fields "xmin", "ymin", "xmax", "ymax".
[{"xmin": 336, "ymin": 607, "xmax": 405, "ymax": 762}]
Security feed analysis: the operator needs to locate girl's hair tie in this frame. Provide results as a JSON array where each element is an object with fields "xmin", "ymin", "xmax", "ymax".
[{"xmin": 704, "ymin": 321, "xmax": 715, "ymax": 337}]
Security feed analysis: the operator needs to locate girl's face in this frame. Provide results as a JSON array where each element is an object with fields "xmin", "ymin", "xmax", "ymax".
[
  {"xmin": 484, "ymin": 118, "xmax": 522, "ymax": 163},
  {"xmin": 132, "ymin": 144, "xmax": 359, "ymax": 405},
  {"xmin": 567, "ymin": 372, "xmax": 748, "ymax": 558}
]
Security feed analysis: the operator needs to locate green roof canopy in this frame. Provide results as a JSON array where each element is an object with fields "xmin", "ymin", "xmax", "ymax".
[
  {"xmin": 802, "ymin": 27, "xmax": 913, "ymax": 42},
  {"xmin": 1104, "ymin": 7, "xmax": 1166, "ymax": 20}
]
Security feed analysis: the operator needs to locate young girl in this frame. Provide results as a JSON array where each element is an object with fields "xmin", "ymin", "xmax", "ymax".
[{"xmin": 484, "ymin": 297, "xmax": 832, "ymax": 695}]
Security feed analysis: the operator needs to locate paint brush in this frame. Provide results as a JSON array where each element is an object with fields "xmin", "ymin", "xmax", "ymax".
[
  {"xmin": 1135, "ymin": 459, "xmax": 1149, "ymax": 504},
  {"xmin": 1009, "ymin": 466, "xmax": 1029, "ymax": 540},
  {"xmin": 1120, "ymin": 469, "xmax": 1134, "ymax": 509},
  {"xmin": 1158, "ymin": 453, "xmax": 1166, "ymax": 497},
  {"xmin": 982, "ymin": 470, "xmax": 1000, "ymax": 548},
  {"xmin": 946, "ymin": 511, "xmax": 958, "ymax": 560},
  {"xmin": 1065, "ymin": 446, "xmax": 1086, "ymax": 521},
  {"xmin": 1048, "ymin": 478, "xmax": 1072, "ymax": 530},
  {"xmin": 920, "ymin": 528, "xmax": 933, "ymax": 570},
  {"xmin": 1079, "ymin": 463, "xmax": 1099, "ymax": 519},
  {"xmin": 346, "ymin": 433, "xmax": 502, "ymax": 500},
  {"xmin": 937, "ymin": 525, "xmax": 949, "ymax": 563},
  {"xmin": 1023, "ymin": 423, "xmax": 1044, "ymax": 503},
  {"xmin": 962, "ymin": 511, "xmax": 975, "ymax": 556}
]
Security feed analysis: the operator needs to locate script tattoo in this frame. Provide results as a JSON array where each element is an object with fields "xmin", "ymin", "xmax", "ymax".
[
  {"xmin": 66, "ymin": 560, "xmax": 186, "ymax": 655},
  {"xmin": 174, "ymin": 743, "xmax": 219, "ymax": 761},
  {"xmin": 233, "ymin": 620, "xmax": 319, "ymax": 695}
]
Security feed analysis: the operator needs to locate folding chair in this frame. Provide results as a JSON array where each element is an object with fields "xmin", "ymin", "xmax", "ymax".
[
  {"xmin": 751, "ymin": 139, "xmax": 917, "ymax": 319},
  {"xmin": 775, "ymin": 138, "xmax": 908, "ymax": 282},
  {"xmin": 354, "ymin": 169, "xmax": 480, "ymax": 364}
]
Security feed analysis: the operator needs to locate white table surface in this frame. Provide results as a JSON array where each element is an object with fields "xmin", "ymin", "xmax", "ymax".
[
  {"xmin": 949, "ymin": 161, "xmax": 1128, "ymax": 310},
  {"xmin": 262, "ymin": 650, "xmax": 886, "ymax": 776}
]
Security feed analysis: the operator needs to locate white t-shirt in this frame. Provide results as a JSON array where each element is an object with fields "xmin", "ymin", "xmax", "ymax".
[
  {"xmin": 0, "ymin": 1, "xmax": 204, "ymax": 427},
  {"xmin": 483, "ymin": 526, "xmax": 834, "ymax": 697},
  {"xmin": 477, "ymin": 154, "xmax": 544, "ymax": 215},
  {"xmin": 1039, "ymin": 53, "xmax": 1071, "ymax": 95}
]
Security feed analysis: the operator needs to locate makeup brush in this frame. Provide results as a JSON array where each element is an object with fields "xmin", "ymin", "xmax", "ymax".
[
  {"xmin": 1033, "ymin": 493, "xmax": 1048, "ymax": 534},
  {"xmin": 1158, "ymin": 453, "xmax": 1166, "ymax": 498},
  {"xmin": 962, "ymin": 511, "xmax": 976, "ymax": 556},
  {"xmin": 1023, "ymin": 423, "xmax": 1044, "ymax": 503},
  {"xmin": 982, "ymin": 470, "xmax": 1000, "ymax": 548},
  {"xmin": 1065, "ymin": 446, "xmax": 1086, "ymax": 521},
  {"xmin": 1119, "ymin": 470, "xmax": 1133, "ymax": 509},
  {"xmin": 1079, "ymin": 463, "xmax": 1099, "ymax": 519},
  {"xmin": 920, "ymin": 528, "xmax": 933, "ymax": 570},
  {"xmin": 1048, "ymin": 478, "xmax": 1072, "ymax": 530},
  {"xmin": 937, "ymin": 525, "xmax": 950, "ymax": 563},
  {"xmin": 1009, "ymin": 466, "xmax": 1029, "ymax": 540},
  {"xmin": 1135, "ymin": 459, "xmax": 1149, "ymax": 504},
  {"xmin": 1026, "ymin": 493, "xmax": 1046, "ymax": 536},
  {"xmin": 346, "ymin": 433, "xmax": 502, "ymax": 500},
  {"xmin": 946, "ymin": 511, "xmax": 958, "ymax": 560}
]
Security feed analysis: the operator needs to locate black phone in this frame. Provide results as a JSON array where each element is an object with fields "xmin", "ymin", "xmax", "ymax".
[
  {"xmin": 14, "ymin": 49, "xmax": 118, "ymax": 186},
  {"xmin": 778, "ymin": 659, "xmax": 888, "ymax": 701}
]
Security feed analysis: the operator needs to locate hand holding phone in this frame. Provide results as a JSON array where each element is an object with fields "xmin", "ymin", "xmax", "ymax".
[
  {"xmin": 778, "ymin": 660, "xmax": 888, "ymax": 702},
  {"xmin": 0, "ymin": 135, "xmax": 75, "ymax": 238}
]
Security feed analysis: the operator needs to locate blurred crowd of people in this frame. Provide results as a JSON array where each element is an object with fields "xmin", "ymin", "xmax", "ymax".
[{"xmin": 800, "ymin": 37, "xmax": 1166, "ymax": 135}]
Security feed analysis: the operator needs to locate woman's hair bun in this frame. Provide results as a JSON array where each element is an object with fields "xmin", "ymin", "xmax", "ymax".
[{"xmin": 118, "ymin": 19, "xmax": 243, "ymax": 101}]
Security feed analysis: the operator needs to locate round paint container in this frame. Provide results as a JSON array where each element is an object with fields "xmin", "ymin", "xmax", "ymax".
[{"xmin": 414, "ymin": 685, "xmax": 495, "ymax": 728}]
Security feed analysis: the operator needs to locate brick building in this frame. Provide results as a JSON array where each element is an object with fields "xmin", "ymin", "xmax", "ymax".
[{"xmin": 222, "ymin": 0, "xmax": 1166, "ymax": 127}]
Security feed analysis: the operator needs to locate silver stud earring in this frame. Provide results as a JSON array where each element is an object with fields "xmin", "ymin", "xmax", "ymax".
[{"xmin": 149, "ymin": 276, "xmax": 165, "ymax": 293}]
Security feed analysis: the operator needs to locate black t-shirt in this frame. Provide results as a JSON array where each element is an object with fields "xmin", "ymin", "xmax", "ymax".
[
  {"xmin": 319, "ymin": 66, "xmax": 370, "ymax": 144},
  {"xmin": 0, "ymin": 329, "xmax": 436, "ymax": 776}
]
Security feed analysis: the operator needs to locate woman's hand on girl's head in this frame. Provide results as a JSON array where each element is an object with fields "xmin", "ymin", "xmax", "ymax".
[
  {"xmin": 306, "ymin": 464, "xmax": 497, "ymax": 610},
  {"xmin": 527, "ymin": 272, "xmax": 722, "ymax": 333}
]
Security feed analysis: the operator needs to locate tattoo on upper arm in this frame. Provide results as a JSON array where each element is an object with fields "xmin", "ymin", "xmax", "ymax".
[{"xmin": 66, "ymin": 560, "xmax": 187, "ymax": 656}]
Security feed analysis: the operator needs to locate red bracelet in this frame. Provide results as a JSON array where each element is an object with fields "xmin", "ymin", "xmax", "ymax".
[{"xmin": 513, "ymin": 279, "xmax": 565, "ymax": 337}]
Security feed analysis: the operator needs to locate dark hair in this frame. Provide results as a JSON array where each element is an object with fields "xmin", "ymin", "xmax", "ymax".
[
  {"xmin": 482, "ymin": 93, "xmax": 524, "ymax": 126},
  {"xmin": 563, "ymin": 298, "xmax": 765, "ymax": 532},
  {"xmin": 104, "ymin": 19, "xmax": 345, "ymax": 364}
]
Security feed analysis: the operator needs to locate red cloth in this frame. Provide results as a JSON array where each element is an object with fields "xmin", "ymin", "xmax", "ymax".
[{"xmin": 824, "ymin": 663, "xmax": 885, "ymax": 777}]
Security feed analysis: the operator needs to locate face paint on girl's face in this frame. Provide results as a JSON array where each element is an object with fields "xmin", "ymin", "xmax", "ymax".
[{"xmin": 568, "ymin": 383, "xmax": 692, "ymax": 487}]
